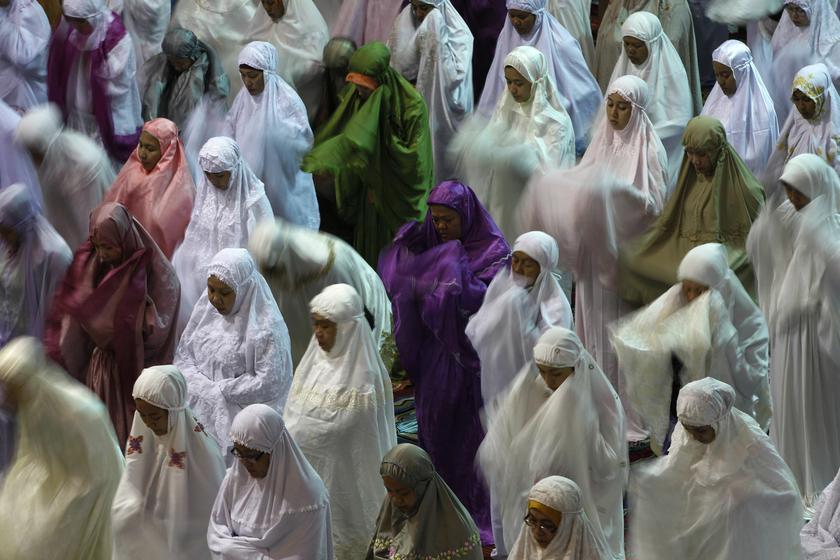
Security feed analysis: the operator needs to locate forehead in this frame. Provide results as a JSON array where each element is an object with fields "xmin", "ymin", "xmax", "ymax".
[
  {"xmin": 607, "ymin": 92, "xmax": 629, "ymax": 103},
  {"xmin": 207, "ymin": 275, "xmax": 233, "ymax": 290},
  {"xmin": 622, "ymin": 35, "xmax": 646, "ymax": 46},
  {"xmin": 527, "ymin": 507, "xmax": 553, "ymax": 521},
  {"xmin": 508, "ymin": 9, "xmax": 532, "ymax": 17},
  {"xmin": 310, "ymin": 313, "xmax": 336, "ymax": 325},
  {"xmin": 712, "ymin": 61, "xmax": 732, "ymax": 73},
  {"xmin": 382, "ymin": 475, "xmax": 413, "ymax": 492},
  {"xmin": 139, "ymin": 131, "xmax": 160, "ymax": 146},
  {"xmin": 429, "ymin": 204, "xmax": 459, "ymax": 218},
  {"xmin": 512, "ymin": 250, "xmax": 538, "ymax": 262},
  {"xmin": 239, "ymin": 65, "xmax": 261, "ymax": 74},
  {"xmin": 135, "ymin": 398, "xmax": 164, "ymax": 414}
]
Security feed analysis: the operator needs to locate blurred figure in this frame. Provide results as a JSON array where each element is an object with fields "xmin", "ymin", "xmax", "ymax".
[
  {"xmin": 0, "ymin": 99, "xmax": 42, "ymax": 207},
  {"xmin": 0, "ymin": 337, "xmax": 124, "ymax": 559},
  {"xmin": 15, "ymin": 103, "xmax": 112, "ymax": 250},
  {"xmin": 0, "ymin": 0, "xmax": 50, "ymax": 113}
]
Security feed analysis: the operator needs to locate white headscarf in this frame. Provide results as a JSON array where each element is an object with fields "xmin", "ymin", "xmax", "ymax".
[
  {"xmin": 477, "ymin": 0, "xmax": 600, "ymax": 152},
  {"xmin": 208, "ymin": 404, "xmax": 333, "ymax": 558},
  {"xmin": 701, "ymin": 40, "xmax": 779, "ymax": 176},
  {"xmin": 175, "ymin": 248, "xmax": 293, "ymax": 450},
  {"xmin": 479, "ymin": 327, "xmax": 628, "ymax": 557},
  {"xmin": 507, "ymin": 476, "xmax": 611, "ymax": 560},
  {"xmin": 225, "ymin": 41, "xmax": 319, "ymax": 230},
  {"xmin": 0, "ymin": 0, "xmax": 50, "ymax": 113},
  {"xmin": 285, "ymin": 283, "xmax": 396, "ymax": 558},
  {"xmin": 467, "ymin": 231, "xmax": 573, "ymax": 406},
  {"xmin": 62, "ymin": 0, "xmax": 113, "ymax": 52},
  {"xmin": 387, "ymin": 0, "xmax": 474, "ymax": 182},
  {"xmin": 0, "ymin": 337, "xmax": 124, "ymax": 559},
  {"xmin": 629, "ymin": 378, "xmax": 802, "ymax": 560},
  {"xmin": 609, "ymin": 11, "xmax": 693, "ymax": 183},
  {"xmin": 172, "ymin": 136, "xmax": 273, "ymax": 328},
  {"xmin": 766, "ymin": 63, "xmax": 840, "ymax": 181},
  {"xmin": 112, "ymin": 365, "xmax": 226, "ymax": 560},
  {"xmin": 583, "ymin": 75, "xmax": 669, "ymax": 212}
]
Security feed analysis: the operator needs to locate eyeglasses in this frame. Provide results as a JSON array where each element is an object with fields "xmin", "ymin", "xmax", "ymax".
[
  {"xmin": 523, "ymin": 513, "xmax": 558, "ymax": 533},
  {"xmin": 231, "ymin": 447, "xmax": 266, "ymax": 462}
]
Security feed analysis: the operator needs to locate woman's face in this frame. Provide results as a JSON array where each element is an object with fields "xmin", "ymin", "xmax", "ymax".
[
  {"xmin": 207, "ymin": 275, "xmax": 236, "ymax": 315},
  {"xmin": 504, "ymin": 65, "xmax": 532, "ymax": 104},
  {"xmin": 525, "ymin": 507, "xmax": 560, "ymax": 548},
  {"xmin": 410, "ymin": 0, "xmax": 435, "ymax": 23},
  {"xmin": 92, "ymin": 236, "xmax": 123, "ymax": 265},
  {"xmin": 622, "ymin": 36, "xmax": 649, "ymax": 65},
  {"xmin": 204, "ymin": 170, "xmax": 232, "ymax": 190},
  {"xmin": 239, "ymin": 65, "xmax": 266, "ymax": 96},
  {"xmin": 430, "ymin": 204, "xmax": 462, "ymax": 242},
  {"xmin": 508, "ymin": 9, "xmax": 536, "ymax": 35},
  {"xmin": 606, "ymin": 93, "xmax": 632, "ymax": 131},
  {"xmin": 311, "ymin": 313, "xmax": 338, "ymax": 352},
  {"xmin": 785, "ymin": 3, "xmax": 809, "ymax": 27},
  {"xmin": 511, "ymin": 250, "xmax": 541, "ymax": 287},
  {"xmin": 537, "ymin": 364, "xmax": 574, "ymax": 392},
  {"xmin": 233, "ymin": 443, "xmax": 271, "ymax": 478},
  {"xmin": 135, "ymin": 398, "xmax": 169, "ymax": 436},
  {"xmin": 681, "ymin": 279, "xmax": 709, "ymax": 303},
  {"xmin": 712, "ymin": 62, "xmax": 737, "ymax": 96},
  {"xmin": 261, "ymin": 0, "xmax": 286, "ymax": 20},
  {"xmin": 792, "ymin": 89, "xmax": 817, "ymax": 120},
  {"xmin": 168, "ymin": 55, "xmax": 194, "ymax": 73},
  {"xmin": 355, "ymin": 81, "xmax": 376, "ymax": 101},
  {"xmin": 682, "ymin": 423, "xmax": 716, "ymax": 444},
  {"xmin": 137, "ymin": 131, "xmax": 162, "ymax": 172},
  {"xmin": 783, "ymin": 182, "xmax": 811, "ymax": 210},
  {"xmin": 382, "ymin": 475, "xmax": 419, "ymax": 514},
  {"xmin": 684, "ymin": 148, "xmax": 716, "ymax": 178}
]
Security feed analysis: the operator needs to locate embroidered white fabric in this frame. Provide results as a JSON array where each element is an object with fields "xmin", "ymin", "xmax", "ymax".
[
  {"xmin": 507, "ymin": 476, "xmax": 611, "ymax": 560},
  {"xmin": 112, "ymin": 365, "xmax": 227, "ymax": 560},
  {"xmin": 479, "ymin": 327, "xmax": 628, "ymax": 558},
  {"xmin": 609, "ymin": 11, "xmax": 694, "ymax": 183},
  {"xmin": 630, "ymin": 378, "xmax": 802, "ymax": 560},
  {"xmin": 247, "ymin": 218, "xmax": 392, "ymax": 366},
  {"xmin": 171, "ymin": 136, "xmax": 273, "ymax": 330},
  {"xmin": 0, "ymin": 0, "xmax": 50, "ymax": 113},
  {"xmin": 208, "ymin": 404, "xmax": 333, "ymax": 558},
  {"xmin": 223, "ymin": 41, "xmax": 319, "ymax": 230},
  {"xmin": 477, "ymin": 0, "xmax": 600, "ymax": 153},
  {"xmin": 467, "ymin": 231, "xmax": 573, "ymax": 407},
  {"xmin": 285, "ymin": 284, "xmax": 397, "ymax": 558},
  {"xmin": 388, "ymin": 0, "xmax": 474, "ymax": 183},
  {"xmin": 175, "ymin": 248, "xmax": 293, "ymax": 451},
  {"xmin": 701, "ymin": 40, "xmax": 779, "ymax": 176},
  {"xmin": 747, "ymin": 153, "xmax": 840, "ymax": 501}
]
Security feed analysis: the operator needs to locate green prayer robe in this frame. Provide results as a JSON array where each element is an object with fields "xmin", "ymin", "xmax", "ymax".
[
  {"xmin": 302, "ymin": 42, "xmax": 434, "ymax": 265},
  {"xmin": 619, "ymin": 116, "xmax": 765, "ymax": 305}
]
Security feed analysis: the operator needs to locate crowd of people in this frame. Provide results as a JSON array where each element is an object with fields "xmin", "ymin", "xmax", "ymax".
[{"xmin": 2, "ymin": 0, "xmax": 840, "ymax": 558}]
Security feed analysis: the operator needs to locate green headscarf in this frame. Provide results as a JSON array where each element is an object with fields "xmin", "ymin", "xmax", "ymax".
[
  {"xmin": 302, "ymin": 42, "xmax": 434, "ymax": 265},
  {"xmin": 619, "ymin": 116, "xmax": 765, "ymax": 305}
]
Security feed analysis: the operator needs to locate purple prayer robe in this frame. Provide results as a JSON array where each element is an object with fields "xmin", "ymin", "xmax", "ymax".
[{"xmin": 379, "ymin": 180, "xmax": 510, "ymax": 544}]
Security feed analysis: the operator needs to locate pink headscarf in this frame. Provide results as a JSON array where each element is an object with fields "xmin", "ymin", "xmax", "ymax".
[
  {"xmin": 45, "ymin": 203, "xmax": 180, "ymax": 443},
  {"xmin": 103, "ymin": 118, "xmax": 195, "ymax": 257}
]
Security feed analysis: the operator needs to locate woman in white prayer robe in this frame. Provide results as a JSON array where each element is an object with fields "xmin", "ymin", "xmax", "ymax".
[
  {"xmin": 208, "ymin": 404, "xmax": 333, "ymax": 559},
  {"xmin": 0, "ymin": 99, "xmax": 41, "ymax": 206},
  {"xmin": 507, "ymin": 476, "xmax": 611, "ymax": 560},
  {"xmin": 768, "ymin": 0, "xmax": 840, "ymax": 123},
  {"xmin": 0, "ymin": 337, "xmax": 124, "ymax": 560},
  {"xmin": 111, "ymin": 0, "xmax": 170, "ymax": 96},
  {"xmin": 630, "ymin": 377, "xmax": 802, "ymax": 560},
  {"xmin": 224, "ymin": 41, "xmax": 319, "ymax": 230},
  {"xmin": 387, "ymin": 0, "xmax": 474, "ymax": 183},
  {"xmin": 285, "ymin": 284, "xmax": 397, "ymax": 559},
  {"xmin": 466, "ymin": 231, "xmax": 573, "ymax": 408},
  {"xmin": 248, "ymin": 218, "xmax": 392, "ymax": 366},
  {"xmin": 112, "ymin": 365, "xmax": 226, "ymax": 560},
  {"xmin": 172, "ymin": 136, "xmax": 273, "ymax": 329},
  {"xmin": 545, "ymin": 0, "xmax": 594, "ymax": 69},
  {"xmin": 765, "ymin": 63, "xmax": 840, "ymax": 182},
  {"xmin": 175, "ymin": 248, "xmax": 293, "ymax": 452},
  {"xmin": 747, "ymin": 153, "xmax": 840, "ymax": 506},
  {"xmin": 609, "ymin": 11, "xmax": 694, "ymax": 182},
  {"xmin": 0, "ymin": 183, "xmax": 71, "ymax": 344},
  {"xmin": 610, "ymin": 243, "xmax": 771, "ymax": 455},
  {"xmin": 479, "ymin": 327, "xmax": 627, "ymax": 559},
  {"xmin": 595, "ymin": 0, "xmax": 701, "ymax": 113},
  {"xmin": 453, "ymin": 45, "xmax": 575, "ymax": 242},
  {"xmin": 477, "ymin": 0, "xmax": 600, "ymax": 154},
  {"xmin": 15, "ymin": 103, "xmax": 112, "ymax": 250},
  {"xmin": 0, "ymin": 0, "xmax": 50, "ymax": 113},
  {"xmin": 701, "ymin": 39, "xmax": 779, "ymax": 176},
  {"xmin": 802, "ymin": 465, "xmax": 840, "ymax": 557}
]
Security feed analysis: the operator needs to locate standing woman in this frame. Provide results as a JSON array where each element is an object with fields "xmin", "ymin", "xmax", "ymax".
[
  {"xmin": 0, "ymin": 0, "xmax": 51, "ymax": 113},
  {"xmin": 103, "ymin": 117, "xmax": 195, "ymax": 259},
  {"xmin": 388, "ymin": 0, "xmax": 474, "ymax": 183},
  {"xmin": 379, "ymin": 180, "xmax": 510, "ymax": 543},
  {"xmin": 285, "ymin": 283, "xmax": 397, "ymax": 558},
  {"xmin": 45, "ymin": 202, "xmax": 180, "ymax": 445},
  {"xmin": 208, "ymin": 404, "xmax": 333, "ymax": 559}
]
